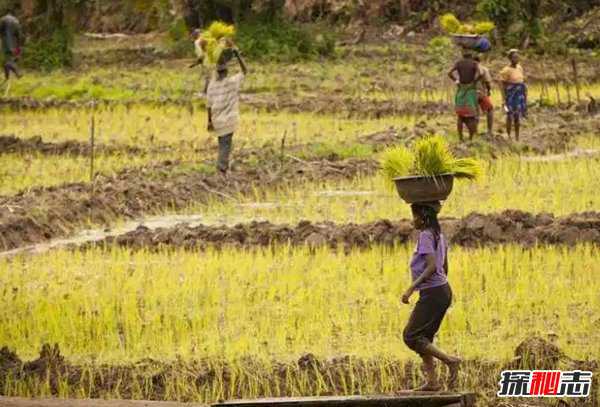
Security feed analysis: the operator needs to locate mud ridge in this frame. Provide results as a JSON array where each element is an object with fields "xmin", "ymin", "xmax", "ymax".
[
  {"xmin": 0, "ymin": 338, "xmax": 596, "ymax": 406},
  {"xmin": 1, "ymin": 95, "xmax": 596, "ymax": 120},
  {"xmin": 0, "ymin": 134, "xmax": 142, "ymax": 156},
  {"xmin": 0, "ymin": 152, "xmax": 377, "ymax": 252},
  {"xmin": 83, "ymin": 210, "xmax": 600, "ymax": 252}
]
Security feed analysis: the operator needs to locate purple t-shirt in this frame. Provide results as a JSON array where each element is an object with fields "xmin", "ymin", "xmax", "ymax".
[{"xmin": 410, "ymin": 230, "xmax": 448, "ymax": 290}]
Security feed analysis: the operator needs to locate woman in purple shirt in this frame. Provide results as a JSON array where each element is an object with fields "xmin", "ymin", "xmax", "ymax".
[{"xmin": 402, "ymin": 202, "xmax": 461, "ymax": 390}]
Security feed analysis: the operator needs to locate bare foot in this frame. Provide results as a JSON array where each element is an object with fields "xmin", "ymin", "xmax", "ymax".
[{"xmin": 446, "ymin": 358, "xmax": 462, "ymax": 389}]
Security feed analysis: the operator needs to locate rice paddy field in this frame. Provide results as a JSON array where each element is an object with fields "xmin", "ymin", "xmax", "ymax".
[{"xmin": 0, "ymin": 33, "xmax": 599, "ymax": 407}]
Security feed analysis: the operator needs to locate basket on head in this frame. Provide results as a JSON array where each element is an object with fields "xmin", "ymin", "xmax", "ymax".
[
  {"xmin": 451, "ymin": 34, "xmax": 480, "ymax": 48},
  {"xmin": 393, "ymin": 173, "xmax": 454, "ymax": 204}
]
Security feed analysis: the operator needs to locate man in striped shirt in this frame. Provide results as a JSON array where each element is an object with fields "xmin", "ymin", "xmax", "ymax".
[{"xmin": 206, "ymin": 48, "xmax": 247, "ymax": 174}]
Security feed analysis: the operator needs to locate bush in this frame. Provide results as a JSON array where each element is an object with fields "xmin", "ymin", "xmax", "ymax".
[
  {"xmin": 22, "ymin": 26, "xmax": 73, "ymax": 71},
  {"xmin": 167, "ymin": 18, "xmax": 193, "ymax": 57},
  {"xmin": 236, "ymin": 18, "xmax": 335, "ymax": 61}
]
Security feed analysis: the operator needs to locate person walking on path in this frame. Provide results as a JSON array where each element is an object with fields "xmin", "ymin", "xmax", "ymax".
[
  {"xmin": 0, "ymin": 9, "xmax": 23, "ymax": 82},
  {"xmin": 206, "ymin": 47, "xmax": 247, "ymax": 174},
  {"xmin": 499, "ymin": 49, "xmax": 527, "ymax": 141},
  {"xmin": 474, "ymin": 55, "xmax": 494, "ymax": 137},
  {"xmin": 402, "ymin": 202, "xmax": 461, "ymax": 391},
  {"xmin": 448, "ymin": 50, "xmax": 480, "ymax": 141}
]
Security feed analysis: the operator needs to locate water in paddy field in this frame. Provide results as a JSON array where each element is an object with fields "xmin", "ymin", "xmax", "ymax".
[
  {"xmin": 0, "ymin": 214, "xmax": 215, "ymax": 257},
  {"xmin": 0, "ymin": 190, "xmax": 381, "ymax": 257}
]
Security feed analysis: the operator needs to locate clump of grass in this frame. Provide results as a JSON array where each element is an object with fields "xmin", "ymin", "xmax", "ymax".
[{"xmin": 380, "ymin": 135, "xmax": 483, "ymax": 184}]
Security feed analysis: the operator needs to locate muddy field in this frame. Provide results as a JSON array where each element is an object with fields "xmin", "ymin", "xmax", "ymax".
[
  {"xmin": 0, "ymin": 337, "xmax": 596, "ymax": 406},
  {"xmin": 0, "ymin": 152, "xmax": 376, "ymax": 251},
  {"xmin": 83, "ymin": 211, "xmax": 600, "ymax": 252},
  {"xmin": 1, "ymin": 23, "xmax": 600, "ymax": 407}
]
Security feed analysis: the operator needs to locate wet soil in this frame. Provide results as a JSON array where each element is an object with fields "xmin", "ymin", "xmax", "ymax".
[
  {"xmin": 0, "ymin": 152, "xmax": 377, "ymax": 252},
  {"xmin": 0, "ymin": 135, "xmax": 142, "ymax": 156},
  {"xmin": 82, "ymin": 210, "xmax": 600, "ymax": 252},
  {"xmin": 0, "ymin": 338, "xmax": 596, "ymax": 406}
]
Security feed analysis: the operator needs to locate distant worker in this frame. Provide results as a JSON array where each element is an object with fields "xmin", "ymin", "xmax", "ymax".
[
  {"xmin": 206, "ymin": 47, "xmax": 247, "ymax": 174},
  {"xmin": 448, "ymin": 50, "xmax": 480, "ymax": 141},
  {"xmin": 499, "ymin": 49, "xmax": 527, "ymax": 141},
  {"xmin": 474, "ymin": 55, "xmax": 493, "ymax": 137},
  {"xmin": 402, "ymin": 202, "xmax": 461, "ymax": 391},
  {"xmin": 0, "ymin": 9, "xmax": 23, "ymax": 81}
]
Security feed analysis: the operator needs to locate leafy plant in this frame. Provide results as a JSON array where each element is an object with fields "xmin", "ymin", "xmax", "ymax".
[
  {"xmin": 380, "ymin": 135, "xmax": 483, "ymax": 185},
  {"xmin": 236, "ymin": 18, "xmax": 336, "ymax": 61},
  {"xmin": 22, "ymin": 26, "xmax": 74, "ymax": 71}
]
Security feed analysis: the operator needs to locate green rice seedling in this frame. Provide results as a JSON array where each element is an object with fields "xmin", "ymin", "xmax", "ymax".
[
  {"xmin": 450, "ymin": 157, "xmax": 483, "ymax": 180},
  {"xmin": 380, "ymin": 135, "xmax": 482, "ymax": 186},
  {"xmin": 474, "ymin": 21, "xmax": 495, "ymax": 35},
  {"xmin": 413, "ymin": 135, "xmax": 455, "ymax": 177},
  {"xmin": 439, "ymin": 14, "xmax": 461, "ymax": 34},
  {"xmin": 380, "ymin": 146, "xmax": 414, "ymax": 184}
]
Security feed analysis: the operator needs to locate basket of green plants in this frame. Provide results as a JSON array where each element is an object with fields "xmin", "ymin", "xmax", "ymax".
[{"xmin": 381, "ymin": 135, "xmax": 482, "ymax": 204}]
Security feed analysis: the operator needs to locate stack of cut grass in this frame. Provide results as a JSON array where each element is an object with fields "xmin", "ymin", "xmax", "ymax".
[
  {"xmin": 381, "ymin": 135, "xmax": 483, "ymax": 185},
  {"xmin": 440, "ymin": 13, "xmax": 495, "ymax": 35}
]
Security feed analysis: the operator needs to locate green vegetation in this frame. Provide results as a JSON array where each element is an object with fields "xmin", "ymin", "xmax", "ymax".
[
  {"xmin": 439, "ymin": 13, "xmax": 495, "ymax": 35},
  {"xmin": 1, "ymin": 243, "xmax": 598, "ymax": 370},
  {"xmin": 380, "ymin": 135, "xmax": 482, "ymax": 184},
  {"xmin": 190, "ymin": 153, "xmax": 600, "ymax": 224}
]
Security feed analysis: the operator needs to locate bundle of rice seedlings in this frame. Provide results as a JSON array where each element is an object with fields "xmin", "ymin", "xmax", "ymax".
[
  {"xmin": 474, "ymin": 21, "xmax": 495, "ymax": 35},
  {"xmin": 207, "ymin": 21, "xmax": 236, "ymax": 40},
  {"xmin": 450, "ymin": 157, "xmax": 483, "ymax": 180},
  {"xmin": 202, "ymin": 21, "xmax": 236, "ymax": 66},
  {"xmin": 414, "ymin": 135, "xmax": 454, "ymax": 177},
  {"xmin": 380, "ymin": 146, "xmax": 414, "ymax": 184},
  {"xmin": 380, "ymin": 135, "xmax": 482, "ymax": 186},
  {"xmin": 440, "ymin": 13, "xmax": 495, "ymax": 36},
  {"xmin": 440, "ymin": 13, "xmax": 461, "ymax": 34}
]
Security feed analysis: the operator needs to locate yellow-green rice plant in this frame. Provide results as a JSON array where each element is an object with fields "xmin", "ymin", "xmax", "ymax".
[
  {"xmin": 451, "ymin": 157, "xmax": 484, "ymax": 180},
  {"xmin": 440, "ymin": 13, "xmax": 461, "ymax": 34},
  {"xmin": 413, "ymin": 135, "xmax": 455, "ymax": 177},
  {"xmin": 380, "ymin": 146, "xmax": 414, "ymax": 184},
  {"xmin": 474, "ymin": 21, "xmax": 495, "ymax": 35},
  {"xmin": 380, "ymin": 135, "xmax": 482, "ymax": 186}
]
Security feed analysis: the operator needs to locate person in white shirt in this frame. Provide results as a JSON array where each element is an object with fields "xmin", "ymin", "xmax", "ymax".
[{"xmin": 206, "ymin": 48, "xmax": 247, "ymax": 174}]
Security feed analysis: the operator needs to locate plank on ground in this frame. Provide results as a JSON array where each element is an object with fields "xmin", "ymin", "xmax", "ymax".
[
  {"xmin": 212, "ymin": 393, "xmax": 477, "ymax": 407},
  {"xmin": 0, "ymin": 397, "xmax": 206, "ymax": 407}
]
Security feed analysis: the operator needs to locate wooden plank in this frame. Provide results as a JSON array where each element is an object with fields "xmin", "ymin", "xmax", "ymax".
[
  {"xmin": 212, "ymin": 393, "xmax": 477, "ymax": 407},
  {"xmin": 0, "ymin": 397, "xmax": 206, "ymax": 407}
]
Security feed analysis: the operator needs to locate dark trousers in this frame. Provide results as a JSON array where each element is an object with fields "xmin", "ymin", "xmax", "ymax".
[
  {"xmin": 403, "ymin": 283, "xmax": 452, "ymax": 355},
  {"xmin": 217, "ymin": 133, "xmax": 233, "ymax": 172}
]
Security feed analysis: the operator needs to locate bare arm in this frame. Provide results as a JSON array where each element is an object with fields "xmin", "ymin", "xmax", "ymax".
[
  {"xmin": 402, "ymin": 254, "xmax": 436, "ymax": 303},
  {"xmin": 448, "ymin": 64, "xmax": 458, "ymax": 82},
  {"xmin": 444, "ymin": 254, "xmax": 449, "ymax": 276},
  {"xmin": 234, "ymin": 49, "xmax": 247, "ymax": 75},
  {"xmin": 207, "ymin": 107, "xmax": 213, "ymax": 131}
]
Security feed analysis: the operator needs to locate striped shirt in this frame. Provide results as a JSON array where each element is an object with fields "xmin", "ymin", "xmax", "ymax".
[{"xmin": 207, "ymin": 73, "xmax": 244, "ymax": 137}]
